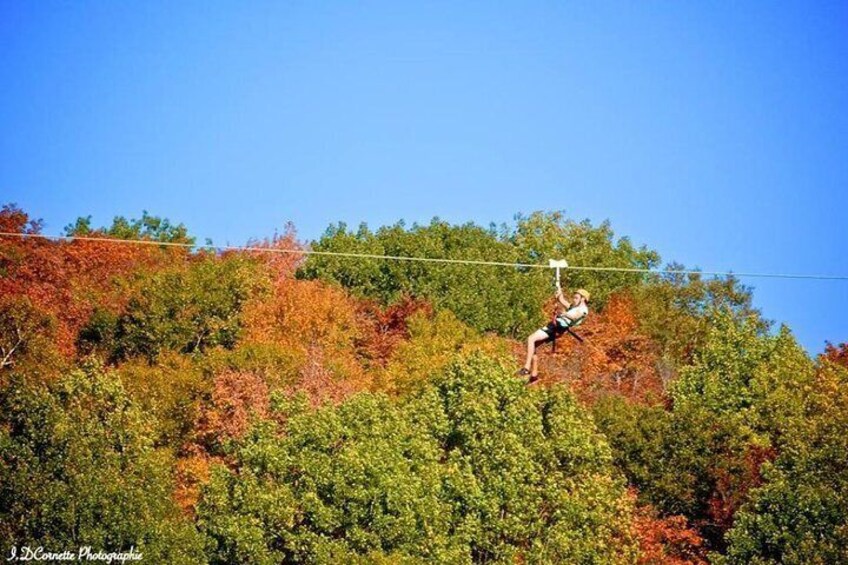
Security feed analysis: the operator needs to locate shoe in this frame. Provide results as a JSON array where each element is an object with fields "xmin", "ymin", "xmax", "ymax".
[
  {"xmin": 526, "ymin": 374, "xmax": 540, "ymax": 386},
  {"xmin": 515, "ymin": 368, "xmax": 531, "ymax": 377}
]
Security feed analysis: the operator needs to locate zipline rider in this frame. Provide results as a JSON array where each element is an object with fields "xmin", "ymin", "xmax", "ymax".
[{"xmin": 517, "ymin": 288, "xmax": 590, "ymax": 382}]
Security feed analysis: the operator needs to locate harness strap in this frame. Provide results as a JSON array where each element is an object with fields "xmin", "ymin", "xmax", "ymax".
[{"xmin": 556, "ymin": 313, "xmax": 587, "ymax": 329}]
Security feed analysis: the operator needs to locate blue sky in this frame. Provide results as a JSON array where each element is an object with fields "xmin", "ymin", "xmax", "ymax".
[{"xmin": 2, "ymin": 1, "xmax": 846, "ymax": 352}]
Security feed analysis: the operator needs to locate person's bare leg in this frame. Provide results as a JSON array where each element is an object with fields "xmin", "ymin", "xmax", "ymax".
[
  {"xmin": 524, "ymin": 329, "xmax": 549, "ymax": 370},
  {"xmin": 531, "ymin": 354, "xmax": 538, "ymax": 377}
]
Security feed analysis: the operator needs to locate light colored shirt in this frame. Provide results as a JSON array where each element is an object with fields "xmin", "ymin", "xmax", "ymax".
[
  {"xmin": 557, "ymin": 303, "xmax": 588, "ymax": 327},
  {"xmin": 566, "ymin": 302, "xmax": 588, "ymax": 320}
]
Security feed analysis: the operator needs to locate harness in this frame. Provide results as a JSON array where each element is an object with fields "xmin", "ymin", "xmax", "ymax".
[
  {"xmin": 557, "ymin": 312, "xmax": 587, "ymax": 330},
  {"xmin": 558, "ymin": 313, "xmax": 587, "ymax": 343},
  {"xmin": 547, "ymin": 309, "xmax": 588, "ymax": 355}
]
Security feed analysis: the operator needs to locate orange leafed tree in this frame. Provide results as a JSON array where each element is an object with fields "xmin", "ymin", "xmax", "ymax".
[
  {"xmin": 539, "ymin": 293, "xmax": 666, "ymax": 404},
  {"xmin": 242, "ymin": 270, "xmax": 373, "ymax": 406},
  {"xmin": 243, "ymin": 222, "xmax": 303, "ymax": 281},
  {"xmin": 194, "ymin": 370, "xmax": 271, "ymax": 448},
  {"xmin": 631, "ymin": 495, "xmax": 708, "ymax": 565}
]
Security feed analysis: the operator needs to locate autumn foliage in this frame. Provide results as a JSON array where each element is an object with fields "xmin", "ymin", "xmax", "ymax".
[
  {"xmin": 0, "ymin": 204, "xmax": 187, "ymax": 359},
  {"xmin": 632, "ymin": 498, "xmax": 708, "ymax": 565},
  {"xmin": 540, "ymin": 292, "xmax": 666, "ymax": 405},
  {"xmin": 1, "ymin": 204, "xmax": 845, "ymax": 564},
  {"xmin": 822, "ymin": 341, "xmax": 848, "ymax": 369}
]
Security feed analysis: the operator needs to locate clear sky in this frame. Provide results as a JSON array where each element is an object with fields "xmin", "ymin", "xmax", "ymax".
[{"xmin": 2, "ymin": 1, "xmax": 846, "ymax": 352}]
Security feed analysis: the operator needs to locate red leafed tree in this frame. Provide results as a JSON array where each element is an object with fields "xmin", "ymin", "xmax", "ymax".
[
  {"xmin": 0, "ymin": 203, "xmax": 43, "ymax": 234},
  {"xmin": 706, "ymin": 443, "xmax": 776, "ymax": 535},
  {"xmin": 822, "ymin": 342, "xmax": 848, "ymax": 369},
  {"xmin": 353, "ymin": 296, "xmax": 432, "ymax": 368},
  {"xmin": 293, "ymin": 345, "xmax": 369, "ymax": 408},
  {"xmin": 0, "ymin": 205, "xmax": 187, "ymax": 358},
  {"xmin": 181, "ymin": 370, "xmax": 273, "ymax": 513}
]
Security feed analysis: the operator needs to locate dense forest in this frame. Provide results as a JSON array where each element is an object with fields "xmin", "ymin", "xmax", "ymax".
[{"xmin": 1, "ymin": 203, "xmax": 846, "ymax": 564}]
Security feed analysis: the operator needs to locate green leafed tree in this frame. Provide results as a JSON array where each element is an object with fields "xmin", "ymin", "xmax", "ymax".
[
  {"xmin": 106, "ymin": 254, "xmax": 267, "ymax": 362},
  {"xmin": 299, "ymin": 219, "xmax": 535, "ymax": 336},
  {"xmin": 197, "ymin": 392, "xmax": 462, "ymax": 564},
  {"xmin": 197, "ymin": 353, "xmax": 638, "ymax": 564},
  {"xmin": 671, "ymin": 311, "xmax": 815, "ymax": 441},
  {"xmin": 64, "ymin": 210, "xmax": 195, "ymax": 244},
  {"xmin": 631, "ymin": 266, "xmax": 761, "ymax": 367},
  {"xmin": 0, "ymin": 360, "xmax": 205, "ymax": 563},
  {"xmin": 718, "ymin": 358, "xmax": 848, "ymax": 564},
  {"xmin": 0, "ymin": 295, "xmax": 63, "ymax": 377},
  {"xmin": 418, "ymin": 354, "xmax": 638, "ymax": 564},
  {"xmin": 593, "ymin": 394, "xmax": 755, "ymax": 550},
  {"xmin": 595, "ymin": 312, "xmax": 817, "ymax": 551},
  {"xmin": 380, "ymin": 308, "xmax": 510, "ymax": 394},
  {"xmin": 508, "ymin": 211, "xmax": 660, "ymax": 306},
  {"xmin": 300, "ymin": 212, "xmax": 660, "ymax": 337}
]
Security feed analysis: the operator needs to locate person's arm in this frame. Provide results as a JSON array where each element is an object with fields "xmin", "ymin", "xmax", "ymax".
[{"xmin": 555, "ymin": 289, "xmax": 571, "ymax": 309}]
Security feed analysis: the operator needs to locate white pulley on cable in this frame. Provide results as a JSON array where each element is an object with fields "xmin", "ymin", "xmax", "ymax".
[{"xmin": 549, "ymin": 259, "xmax": 568, "ymax": 290}]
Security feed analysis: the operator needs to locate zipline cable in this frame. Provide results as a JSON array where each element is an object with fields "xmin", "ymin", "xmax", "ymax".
[{"xmin": 1, "ymin": 231, "xmax": 847, "ymax": 281}]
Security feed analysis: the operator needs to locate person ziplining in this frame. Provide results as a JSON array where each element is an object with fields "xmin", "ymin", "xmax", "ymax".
[
  {"xmin": 516, "ymin": 288, "xmax": 590, "ymax": 383},
  {"xmin": 517, "ymin": 258, "xmax": 590, "ymax": 384}
]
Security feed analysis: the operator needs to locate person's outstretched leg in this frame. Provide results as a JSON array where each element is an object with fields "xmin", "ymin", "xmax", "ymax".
[{"xmin": 523, "ymin": 329, "xmax": 550, "ymax": 371}]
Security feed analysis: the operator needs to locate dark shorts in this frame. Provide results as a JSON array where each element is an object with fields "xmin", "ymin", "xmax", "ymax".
[{"xmin": 539, "ymin": 318, "xmax": 570, "ymax": 343}]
